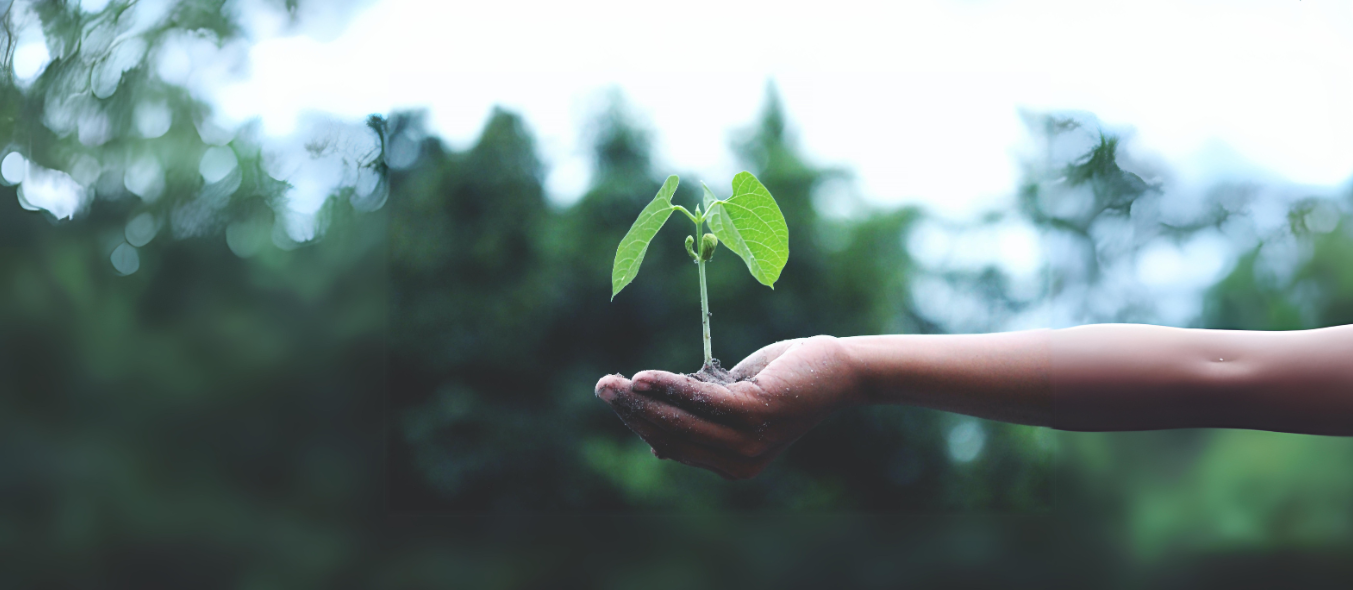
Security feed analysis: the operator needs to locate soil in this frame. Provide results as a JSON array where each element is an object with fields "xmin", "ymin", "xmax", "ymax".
[{"xmin": 687, "ymin": 358, "xmax": 749, "ymax": 385}]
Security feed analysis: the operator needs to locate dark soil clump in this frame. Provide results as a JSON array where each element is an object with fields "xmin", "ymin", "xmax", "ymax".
[{"xmin": 689, "ymin": 358, "xmax": 748, "ymax": 385}]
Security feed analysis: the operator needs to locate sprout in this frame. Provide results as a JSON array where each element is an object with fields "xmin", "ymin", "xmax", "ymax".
[{"xmin": 610, "ymin": 173, "xmax": 789, "ymax": 368}]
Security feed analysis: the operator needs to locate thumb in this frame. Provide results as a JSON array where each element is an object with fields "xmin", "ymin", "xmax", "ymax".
[{"xmin": 730, "ymin": 339, "xmax": 804, "ymax": 381}]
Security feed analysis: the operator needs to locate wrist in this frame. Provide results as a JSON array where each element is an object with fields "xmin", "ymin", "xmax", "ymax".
[
  {"xmin": 842, "ymin": 330, "xmax": 1055, "ymax": 425},
  {"xmin": 838, "ymin": 335, "xmax": 888, "ymax": 407}
]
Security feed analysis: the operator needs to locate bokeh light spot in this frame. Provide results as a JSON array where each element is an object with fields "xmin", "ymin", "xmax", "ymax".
[
  {"xmin": 1, "ymin": 152, "xmax": 27, "ymax": 185},
  {"xmin": 17, "ymin": 164, "xmax": 86, "ymax": 219},
  {"xmin": 92, "ymin": 38, "xmax": 148, "ymax": 99},
  {"xmin": 199, "ymin": 146, "xmax": 239, "ymax": 184},
  {"xmin": 226, "ymin": 218, "xmax": 270, "ymax": 258},
  {"xmin": 125, "ymin": 212, "xmax": 158, "ymax": 247},
  {"xmin": 134, "ymin": 101, "xmax": 173, "ymax": 138},
  {"xmin": 12, "ymin": 39, "xmax": 50, "ymax": 82},
  {"xmin": 110, "ymin": 242, "xmax": 140, "ymax": 275},
  {"xmin": 947, "ymin": 420, "xmax": 986, "ymax": 464},
  {"xmin": 123, "ymin": 155, "xmax": 165, "ymax": 202}
]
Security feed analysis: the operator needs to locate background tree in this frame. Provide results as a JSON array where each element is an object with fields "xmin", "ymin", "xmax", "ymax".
[{"xmin": 3, "ymin": 1, "xmax": 1352, "ymax": 586}]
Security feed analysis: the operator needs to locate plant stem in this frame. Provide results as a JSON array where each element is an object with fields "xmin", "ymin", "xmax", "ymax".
[
  {"xmin": 698, "ymin": 255, "xmax": 712, "ymax": 367},
  {"xmin": 692, "ymin": 210, "xmax": 713, "ymax": 367}
]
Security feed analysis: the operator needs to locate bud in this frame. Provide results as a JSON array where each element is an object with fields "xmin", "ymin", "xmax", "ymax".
[
  {"xmin": 700, "ymin": 233, "xmax": 718, "ymax": 261},
  {"xmin": 685, "ymin": 235, "xmax": 699, "ymax": 262}
]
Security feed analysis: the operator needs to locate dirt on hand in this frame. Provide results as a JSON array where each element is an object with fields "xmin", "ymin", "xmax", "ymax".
[{"xmin": 688, "ymin": 358, "xmax": 742, "ymax": 385}]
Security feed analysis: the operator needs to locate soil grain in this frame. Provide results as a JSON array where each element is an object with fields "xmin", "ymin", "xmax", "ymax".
[{"xmin": 689, "ymin": 358, "xmax": 742, "ymax": 385}]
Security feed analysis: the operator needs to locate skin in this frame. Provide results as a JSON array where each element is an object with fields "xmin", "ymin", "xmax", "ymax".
[{"xmin": 595, "ymin": 324, "xmax": 1353, "ymax": 480}]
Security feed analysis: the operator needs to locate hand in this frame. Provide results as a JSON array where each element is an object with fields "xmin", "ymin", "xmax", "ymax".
[{"xmin": 594, "ymin": 335, "xmax": 863, "ymax": 480}]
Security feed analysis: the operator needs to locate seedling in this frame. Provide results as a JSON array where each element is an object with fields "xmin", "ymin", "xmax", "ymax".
[{"xmin": 611, "ymin": 172, "xmax": 789, "ymax": 371}]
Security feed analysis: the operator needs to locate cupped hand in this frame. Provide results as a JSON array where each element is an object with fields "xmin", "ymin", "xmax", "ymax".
[{"xmin": 594, "ymin": 335, "xmax": 863, "ymax": 480}]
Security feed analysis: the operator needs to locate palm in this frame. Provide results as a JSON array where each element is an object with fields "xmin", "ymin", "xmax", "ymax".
[{"xmin": 596, "ymin": 336, "xmax": 860, "ymax": 480}]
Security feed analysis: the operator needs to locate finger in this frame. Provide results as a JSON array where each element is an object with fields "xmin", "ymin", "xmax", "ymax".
[
  {"xmin": 595, "ymin": 373, "xmax": 631, "ymax": 403},
  {"xmin": 730, "ymin": 339, "xmax": 803, "ymax": 381},
  {"xmin": 608, "ymin": 387, "xmax": 774, "ymax": 457},
  {"xmin": 615, "ymin": 411, "xmax": 764, "ymax": 480},
  {"xmin": 631, "ymin": 370, "xmax": 763, "ymax": 423}
]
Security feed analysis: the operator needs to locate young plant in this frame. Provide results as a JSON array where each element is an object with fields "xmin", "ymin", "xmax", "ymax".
[{"xmin": 611, "ymin": 172, "xmax": 789, "ymax": 370}]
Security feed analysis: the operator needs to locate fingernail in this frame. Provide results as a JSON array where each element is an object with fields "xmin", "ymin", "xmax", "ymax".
[
  {"xmin": 632, "ymin": 379, "xmax": 651, "ymax": 392},
  {"xmin": 596, "ymin": 386, "xmax": 616, "ymax": 402}
]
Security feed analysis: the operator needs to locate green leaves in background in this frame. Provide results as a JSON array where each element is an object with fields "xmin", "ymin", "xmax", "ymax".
[
  {"xmin": 707, "ymin": 172, "xmax": 789, "ymax": 288},
  {"xmin": 611, "ymin": 175, "xmax": 679, "ymax": 299}
]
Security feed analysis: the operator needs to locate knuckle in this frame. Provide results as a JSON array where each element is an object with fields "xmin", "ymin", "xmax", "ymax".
[
  {"xmin": 630, "ymin": 372, "xmax": 660, "ymax": 392},
  {"xmin": 807, "ymin": 334, "xmax": 844, "ymax": 356}
]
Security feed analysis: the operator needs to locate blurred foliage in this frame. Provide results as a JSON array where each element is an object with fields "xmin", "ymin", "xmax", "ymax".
[
  {"xmin": 388, "ymin": 91, "xmax": 1052, "ymax": 513},
  {"xmin": 2, "ymin": 1, "xmax": 1352, "ymax": 587},
  {"xmin": 1017, "ymin": 115, "xmax": 1353, "ymax": 562}
]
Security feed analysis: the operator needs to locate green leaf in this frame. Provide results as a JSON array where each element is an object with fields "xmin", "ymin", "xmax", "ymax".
[
  {"xmin": 706, "ymin": 171, "xmax": 789, "ymax": 288},
  {"xmin": 611, "ymin": 175, "xmax": 679, "ymax": 299},
  {"xmin": 701, "ymin": 182, "xmax": 718, "ymax": 212}
]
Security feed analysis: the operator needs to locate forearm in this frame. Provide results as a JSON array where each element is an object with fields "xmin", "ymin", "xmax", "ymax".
[
  {"xmin": 843, "ymin": 330, "xmax": 1054, "ymax": 426},
  {"xmin": 1050, "ymin": 324, "xmax": 1353, "ymax": 434},
  {"xmin": 843, "ymin": 325, "xmax": 1353, "ymax": 435}
]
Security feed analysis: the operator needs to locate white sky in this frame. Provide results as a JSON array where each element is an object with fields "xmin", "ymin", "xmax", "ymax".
[{"xmin": 210, "ymin": 0, "xmax": 1352, "ymax": 217}]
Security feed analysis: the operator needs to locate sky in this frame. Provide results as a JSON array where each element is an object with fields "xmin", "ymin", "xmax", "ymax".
[
  {"xmin": 199, "ymin": 0, "xmax": 1353, "ymax": 219},
  {"xmin": 5, "ymin": 0, "xmax": 1349, "ymax": 323},
  {"xmin": 17, "ymin": 0, "xmax": 1345, "ymax": 218}
]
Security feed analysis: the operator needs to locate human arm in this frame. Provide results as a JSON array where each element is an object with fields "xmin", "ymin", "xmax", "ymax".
[
  {"xmin": 852, "ymin": 323, "xmax": 1353, "ymax": 434},
  {"xmin": 595, "ymin": 325, "xmax": 1353, "ymax": 479}
]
